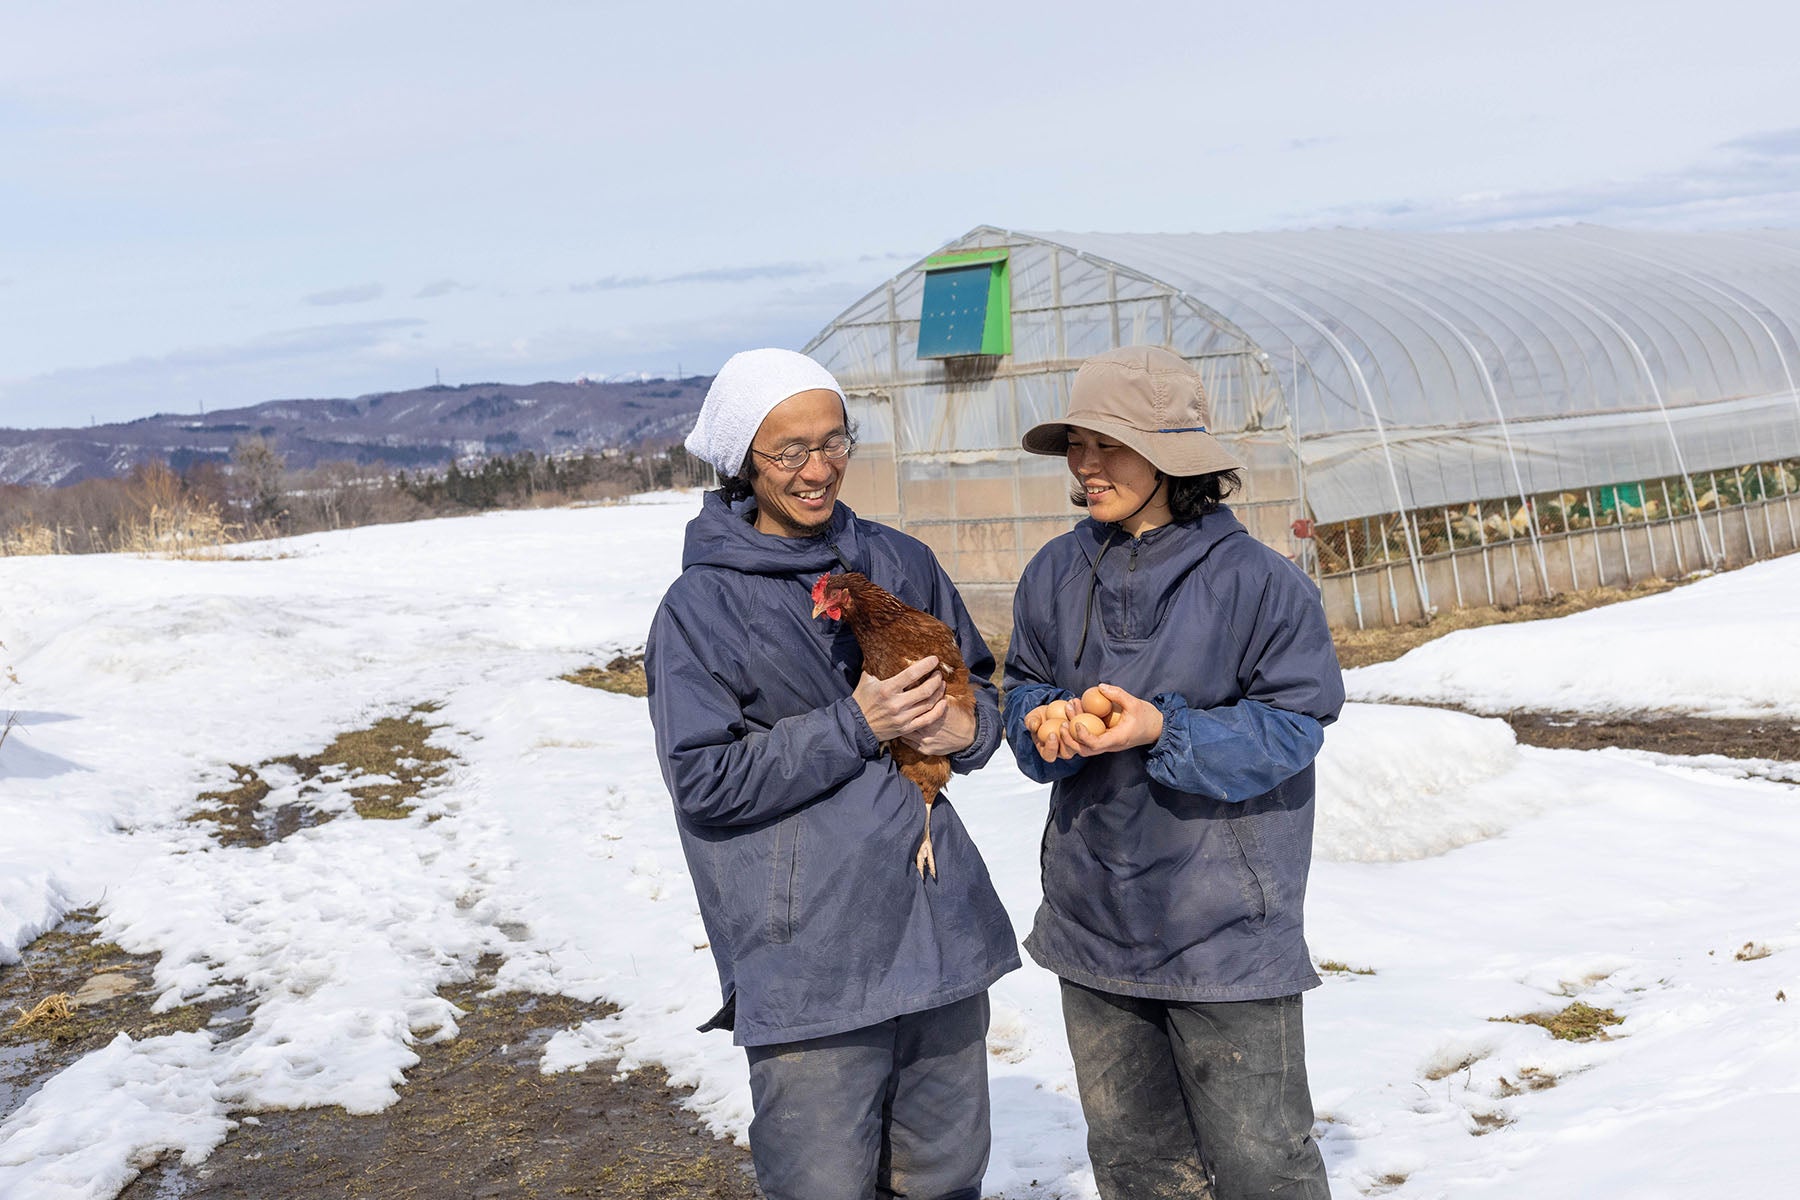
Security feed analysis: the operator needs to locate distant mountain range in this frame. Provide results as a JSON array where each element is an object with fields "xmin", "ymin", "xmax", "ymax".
[{"xmin": 0, "ymin": 377, "xmax": 713, "ymax": 487}]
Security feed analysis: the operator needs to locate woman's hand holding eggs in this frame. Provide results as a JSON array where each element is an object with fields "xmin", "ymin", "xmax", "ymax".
[{"xmin": 1024, "ymin": 684, "xmax": 1162, "ymax": 761}]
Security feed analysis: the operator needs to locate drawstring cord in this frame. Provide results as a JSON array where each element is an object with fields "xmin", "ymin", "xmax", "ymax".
[
  {"xmin": 1072, "ymin": 474, "xmax": 1165, "ymax": 666},
  {"xmin": 826, "ymin": 536, "xmax": 855, "ymax": 574},
  {"xmin": 1073, "ymin": 527, "xmax": 1117, "ymax": 666}
]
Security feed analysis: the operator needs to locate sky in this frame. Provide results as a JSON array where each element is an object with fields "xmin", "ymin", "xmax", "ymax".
[{"xmin": 3, "ymin": 0, "xmax": 1800, "ymax": 430}]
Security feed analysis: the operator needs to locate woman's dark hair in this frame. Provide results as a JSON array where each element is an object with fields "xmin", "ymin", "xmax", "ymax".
[
  {"xmin": 1069, "ymin": 468, "xmax": 1241, "ymax": 522},
  {"xmin": 716, "ymin": 415, "xmax": 860, "ymax": 504}
]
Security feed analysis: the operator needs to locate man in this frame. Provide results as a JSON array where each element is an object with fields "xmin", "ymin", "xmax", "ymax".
[{"xmin": 646, "ymin": 348, "xmax": 1019, "ymax": 1200}]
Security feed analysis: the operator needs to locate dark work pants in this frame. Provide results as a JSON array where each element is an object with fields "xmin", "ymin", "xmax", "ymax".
[
  {"xmin": 744, "ymin": 992, "xmax": 990, "ymax": 1200},
  {"xmin": 1060, "ymin": 979, "xmax": 1330, "ymax": 1200}
]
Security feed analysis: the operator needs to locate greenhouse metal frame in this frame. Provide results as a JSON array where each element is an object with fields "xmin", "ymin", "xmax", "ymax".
[{"xmin": 803, "ymin": 225, "xmax": 1800, "ymax": 631}]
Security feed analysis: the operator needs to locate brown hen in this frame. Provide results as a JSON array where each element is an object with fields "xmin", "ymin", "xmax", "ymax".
[{"xmin": 811, "ymin": 571, "xmax": 973, "ymax": 879}]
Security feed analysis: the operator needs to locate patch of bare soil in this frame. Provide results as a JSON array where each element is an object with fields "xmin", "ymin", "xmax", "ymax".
[
  {"xmin": 118, "ymin": 955, "xmax": 759, "ymax": 1200},
  {"xmin": 2, "ymin": 910, "xmax": 243, "ymax": 1122},
  {"xmin": 1331, "ymin": 579, "xmax": 1681, "ymax": 670},
  {"xmin": 185, "ymin": 704, "xmax": 454, "ymax": 847},
  {"xmin": 1501, "ymin": 711, "xmax": 1800, "ymax": 765}
]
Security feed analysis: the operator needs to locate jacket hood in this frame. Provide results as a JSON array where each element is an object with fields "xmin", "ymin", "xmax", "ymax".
[{"xmin": 681, "ymin": 489, "xmax": 865, "ymax": 577}]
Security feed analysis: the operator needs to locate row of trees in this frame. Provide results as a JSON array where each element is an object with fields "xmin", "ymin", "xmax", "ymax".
[{"xmin": 0, "ymin": 439, "xmax": 715, "ymax": 556}]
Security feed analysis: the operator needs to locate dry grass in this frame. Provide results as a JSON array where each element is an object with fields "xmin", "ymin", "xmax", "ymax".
[
  {"xmin": 1332, "ymin": 579, "xmax": 1681, "ymax": 669},
  {"xmin": 1318, "ymin": 959, "xmax": 1376, "ymax": 976},
  {"xmin": 9, "ymin": 993, "xmax": 76, "ymax": 1032},
  {"xmin": 562, "ymin": 653, "xmax": 648, "ymax": 698},
  {"xmin": 1492, "ymin": 1001, "xmax": 1624, "ymax": 1042},
  {"xmin": 319, "ymin": 704, "xmax": 453, "ymax": 819},
  {"xmin": 113, "ymin": 503, "xmax": 237, "ymax": 558},
  {"xmin": 1423, "ymin": 1051, "xmax": 1484, "ymax": 1082},
  {"xmin": 1469, "ymin": 1109, "xmax": 1514, "ymax": 1136},
  {"xmin": 1495, "ymin": 1066, "xmax": 1560, "ymax": 1097},
  {"xmin": 0, "ymin": 522, "xmax": 61, "ymax": 556},
  {"xmin": 1735, "ymin": 942, "xmax": 1773, "ymax": 962},
  {"xmin": 187, "ymin": 703, "xmax": 454, "ymax": 844}
]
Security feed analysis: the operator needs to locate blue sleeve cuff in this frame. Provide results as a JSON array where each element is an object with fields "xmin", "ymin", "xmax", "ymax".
[
  {"xmin": 948, "ymin": 692, "xmax": 997, "ymax": 771},
  {"xmin": 1002, "ymin": 683, "xmax": 1086, "ymax": 784},
  {"xmin": 1144, "ymin": 692, "xmax": 1324, "ymax": 802}
]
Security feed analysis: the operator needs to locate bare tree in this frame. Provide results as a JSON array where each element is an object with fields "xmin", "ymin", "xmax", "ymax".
[{"xmin": 232, "ymin": 437, "xmax": 289, "ymax": 528}]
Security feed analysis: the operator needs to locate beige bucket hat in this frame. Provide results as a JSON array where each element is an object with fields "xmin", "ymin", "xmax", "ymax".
[{"xmin": 1021, "ymin": 345, "xmax": 1243, "ymax": 476}]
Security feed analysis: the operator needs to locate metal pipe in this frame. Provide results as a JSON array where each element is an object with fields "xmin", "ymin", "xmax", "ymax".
[
  {"xmin": 1587, "ymin": 489, "xmax": 1606, "ymax": 586},
  {"xmin": 1501, "ymin": 497, "xmax": 1525, "ymax": 603},
  {"xmin": 1444, "ymin": 507, "xmax": 1465, "ymax": 608},
  {"xmin": 1474, "ymin": 499, "xmax": 1496, "ymax": 605},
  {"xmin": 1661, "ymin": 479, "xmax": 1684, "ymax": 574},
  {"xmin": 1758, "ymin": 463, "xmax": 1777, "ymax": 553},
  {"xmin": 1711, "ymin": 471, "xmax": 1728, "ymax": 560},
  {"xmin": 1565, "ymin": 503, "xmax": 1580, "ymax": 590}
]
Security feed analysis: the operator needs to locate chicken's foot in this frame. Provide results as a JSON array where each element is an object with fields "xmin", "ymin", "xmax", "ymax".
[{"xmin": 914, "ymin": 802, "xmax": 937, "ymax": 880}]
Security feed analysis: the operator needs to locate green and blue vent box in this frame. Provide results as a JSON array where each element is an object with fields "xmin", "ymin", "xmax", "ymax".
[{"xmin": 917, "ymin": 249, "xmax": 1011, "ymax": 359}]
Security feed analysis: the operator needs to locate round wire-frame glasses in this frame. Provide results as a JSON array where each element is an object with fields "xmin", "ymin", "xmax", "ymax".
[{"xmin": 751, "ymin": 432, "xmax": 856, "ymax": 472}]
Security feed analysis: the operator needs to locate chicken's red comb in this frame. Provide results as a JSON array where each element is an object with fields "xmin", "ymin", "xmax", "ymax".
[{"xmin": 811, "ymin": 573, "xmax": 832, "ymax": 605}]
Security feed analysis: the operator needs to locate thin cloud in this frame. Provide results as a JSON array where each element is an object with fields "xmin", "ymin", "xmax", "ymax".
[
  {"xmin": 305, "ymin": 283, "xmax": 385, "ymax": 306},
  {"xmin": 0, "ymin": 318, "xmax": 431, "ymax": 427},
  {"xmin": 414, "ymin": 278, "xmax": 467, "ymax": 299},
  {"xmin": 1296, "ymin": 127, "xmax": 1800, "ymax": 231},
  {"xmin": 570, "ymin": 261, "xmax": 822, "ymax": 293},
  {"xmin": 1721, "ymin": 127, "xmax": 1800, "ymax": 158}
]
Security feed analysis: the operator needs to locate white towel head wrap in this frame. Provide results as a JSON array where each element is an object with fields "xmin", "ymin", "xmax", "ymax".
[{"xmin": 685, "ymin": 348, "xmax": 846, "ymax": 479}]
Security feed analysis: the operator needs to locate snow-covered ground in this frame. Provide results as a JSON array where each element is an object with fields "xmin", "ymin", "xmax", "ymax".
[
  {"xmin": 2, "ymin": 494, "xmax": 1796, "ymax": 1199},
  {"xmin": 1346, "ymin": 557, "xmax": 1800, "ymax": 718}
]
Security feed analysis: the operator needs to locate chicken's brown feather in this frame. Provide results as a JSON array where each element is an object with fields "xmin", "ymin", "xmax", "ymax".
[{"xmin": 816, "ymin": 572, "xmax": 975, "ymax": 809}]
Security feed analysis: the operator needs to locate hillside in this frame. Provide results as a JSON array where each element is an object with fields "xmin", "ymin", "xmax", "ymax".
[{"xmin": 0, "ymin": 376, "xmax": 712, "ymax": 487}]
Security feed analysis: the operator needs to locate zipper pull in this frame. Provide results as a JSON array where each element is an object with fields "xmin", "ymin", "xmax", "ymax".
[{"xmin": 1129, "ymin": 543, "xmax": 1139, "ymax": 572}]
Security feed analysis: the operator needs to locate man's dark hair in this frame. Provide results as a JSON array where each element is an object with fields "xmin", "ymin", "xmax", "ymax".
[
  {"xmin": 718, "ymin": 455, "xmax": 758, "ymax": 503},
  {"xmin": 1069, "ymin": 469, "xmax": 1241, "ymax": 522}
]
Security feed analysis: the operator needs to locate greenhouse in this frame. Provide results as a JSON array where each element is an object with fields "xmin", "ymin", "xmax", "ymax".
[{"xmin": 803, "ymin": 225, "xmax": 1800, "ymax": 631}]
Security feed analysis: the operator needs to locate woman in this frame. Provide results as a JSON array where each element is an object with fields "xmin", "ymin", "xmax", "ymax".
[{"xmin": 1002, "ymin": 346, "xmax": 1344, "ymax": 1200}]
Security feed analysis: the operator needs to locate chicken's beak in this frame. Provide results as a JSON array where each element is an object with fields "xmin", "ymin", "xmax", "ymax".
[{"xmin": 811, "ymin": 600, "xmax": 827, "ymax": 619}]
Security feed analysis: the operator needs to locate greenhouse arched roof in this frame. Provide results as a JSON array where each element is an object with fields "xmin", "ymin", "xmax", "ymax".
[{"xmin": 975, "ymin": 226, "xmax": 1800, "ymax": 520}]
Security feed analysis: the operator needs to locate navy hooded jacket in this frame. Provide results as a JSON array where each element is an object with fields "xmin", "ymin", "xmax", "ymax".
[
  {"xmin": 647, "ymin": 491, "xmax": 1020, "ymax": 1046},
  {"xmin": 1002, "ymin": 506, "xmax": 1344, "ymax": 1002}
]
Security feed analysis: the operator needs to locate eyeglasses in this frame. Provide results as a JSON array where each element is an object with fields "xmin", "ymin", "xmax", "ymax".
[{"xmin": 750, "ymin": 432, "xmax": 855, "ymax": 472}]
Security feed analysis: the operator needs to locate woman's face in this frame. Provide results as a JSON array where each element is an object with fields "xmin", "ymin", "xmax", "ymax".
[{"xmin": 1066, "ymin": 428, "xmax": 1170, "ymax": 535}]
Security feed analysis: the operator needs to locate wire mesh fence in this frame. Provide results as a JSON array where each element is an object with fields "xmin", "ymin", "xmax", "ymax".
[{"xmin": 1313, "ymin": 456, "xmax": 1800, "ymax": 578}]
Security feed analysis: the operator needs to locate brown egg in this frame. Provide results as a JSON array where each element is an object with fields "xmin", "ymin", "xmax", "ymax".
[
  {"xmin": 1105, "ymin": 708, "xmax": 1124, "ymax": 729},
  {"xmin": 1080, "ymin": 686, "xmax": 1113, "ymax": 718},
  {"xmin": 1070, "ymin": 712, "xmax": 1107, "ymax": 738}
]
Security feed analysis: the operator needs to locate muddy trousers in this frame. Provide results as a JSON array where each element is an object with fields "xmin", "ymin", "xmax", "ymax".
[
  {"xmin": 1060, "ymin": 980, "xmax": 1329, "ymax": 1200},
  {"xmin": 744, "ymin": 992, "xmax": 990, "ymax": 1200}
]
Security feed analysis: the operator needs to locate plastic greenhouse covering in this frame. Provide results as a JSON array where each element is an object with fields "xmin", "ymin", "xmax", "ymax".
[{"xmin": 804, "ymin": 224, "xmax": 1800, "ymax": 623}]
